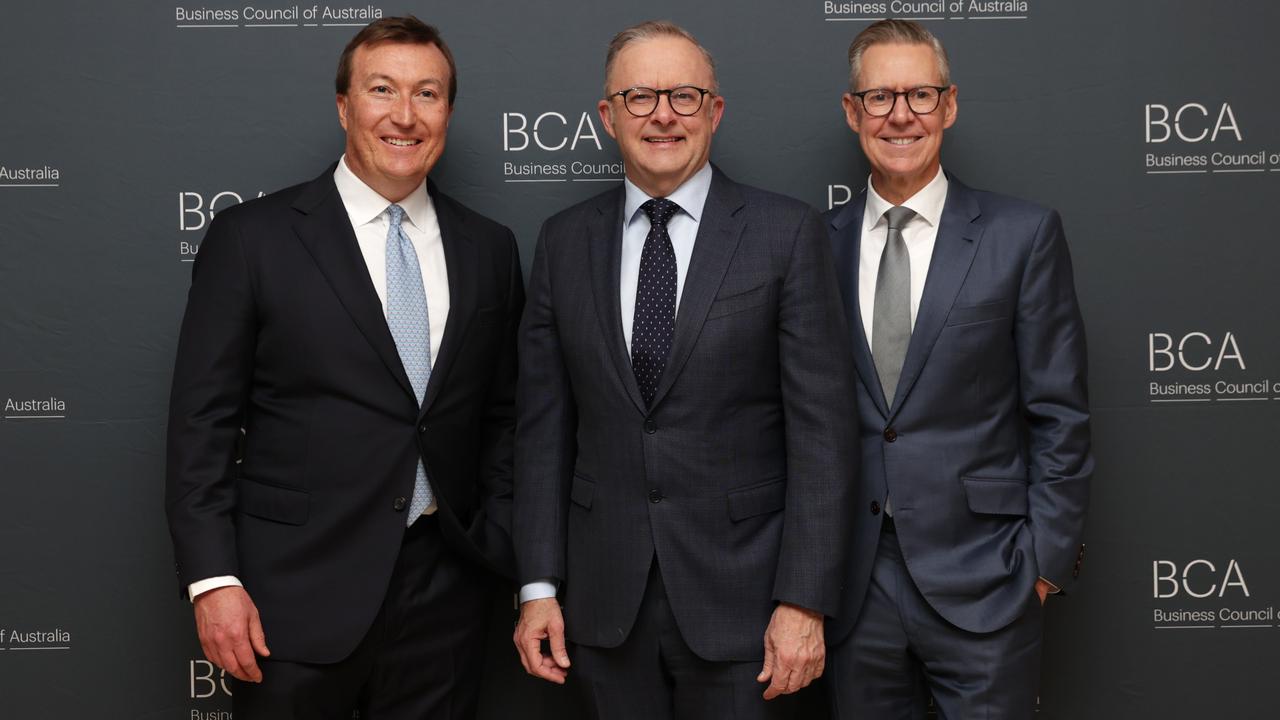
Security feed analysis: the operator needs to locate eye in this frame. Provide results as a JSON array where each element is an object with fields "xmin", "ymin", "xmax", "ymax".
[
  {"xmin": 867, "ymin": 90, "xmax": 890, "ymax": 103},
  {"xmin": 671, "ymin": 89, "xmax": 697, "ymax": 103},
  {"xmin": 629, "ymin": 89, "xmax": 656, "ymax": 103},
  {"xmin": 911, "ymin": 88, "xmax": 934, "ymax": 100},
  {"xmin": 418, "ymin": 88, "xmax": 437, "ymax": 99},
  {"xmin": 371, "ymin": 85, "xmax": 392, "ymax": 95}
]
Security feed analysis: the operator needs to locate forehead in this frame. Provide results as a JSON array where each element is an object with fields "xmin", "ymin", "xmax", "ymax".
[
  {"xmin": 351, "ymin": 41, "xmax": 449, "ymax": 79},
  {"xmin": 857, "ymin": 42, "xmax": 941, "ymax": 87},
  {"xmin": 609, "ymin": 36, "xmax": 713, "ymax": 86}
]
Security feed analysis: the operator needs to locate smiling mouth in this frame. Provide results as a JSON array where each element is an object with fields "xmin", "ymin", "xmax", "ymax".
[
  {"xmin": 644, "ymin": 137, "xmax": 683, "ymax": 144},
  {"xmin": 383, "ymin": 137, "xmax": 421, "ymax": 147},
  {"xmin": 883, "ymin": 137, "xmax": 920, "ymax": 146}
]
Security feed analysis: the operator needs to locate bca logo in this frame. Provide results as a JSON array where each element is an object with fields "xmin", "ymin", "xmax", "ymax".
[
  {"xmin": 1145, "ymin": 102, "xmax": 1242, "ymax": 143},
  {"xmin": 1148, "ymin": 332, "xmax": 1245, "ymax": 371},
  {"xmin": 180, "ymin": 191, "xmax": 266, "ymax": 231},
  {"xmin": 190, "ymin": 659, "xmax": 232, "ymax": 698},
  {"xmin": 503, "ymin": 112, "xmax": 603, "ymax": 152},
  {"xmin": 1153, "ymin": 559, "xmax": 1250, "ymax": 598}
]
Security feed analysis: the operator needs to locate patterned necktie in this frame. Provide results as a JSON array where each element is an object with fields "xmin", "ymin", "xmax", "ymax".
[
  {"xmin": 385, "ymin": 204, "xmax": 434, "ymax": 525},
  {"xmin": 872, "ymin": 206, "xmax": 916, "ymax": 407},
  {"xmin": 631, "ymin": 198, "xmax": 680, "ymax": 407}
]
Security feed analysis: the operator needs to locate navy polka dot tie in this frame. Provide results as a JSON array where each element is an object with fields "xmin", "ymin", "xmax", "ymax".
[{"xmin": 631, "ymin": 198, "xmax": 680, "ymax": 407}]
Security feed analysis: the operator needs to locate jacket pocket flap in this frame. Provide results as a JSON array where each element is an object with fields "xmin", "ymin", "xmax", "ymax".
[
  {"xmin": 570, "ymin": 473, "xmax": 595, "ymax": 509},
  {"xmin": 707, "ymin": 283, "xmax": 771, "ymax": 320},
  {"xmin": 962, "ymin": 476, "xmax": 1028, "ymax": 516},
  {"xmin": 727, "ymin": 479, "xmax": 786, "ymax": 521},
  {"xmin": 945, "ymin": 301, "xmax": 1011, "ymax": 327},
  {"xmin": 239, "ymin": 478, "xmax": 310, "ymax": 526}
]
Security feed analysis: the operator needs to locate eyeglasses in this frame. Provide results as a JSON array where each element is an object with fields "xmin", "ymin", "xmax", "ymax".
[
  {"xmin": 848, "ymin": 86, "xmax": 950, "ymax": 117},
  {"xmin": 610, "ymin": 85, "xmax": 714, "ymax": 117}
]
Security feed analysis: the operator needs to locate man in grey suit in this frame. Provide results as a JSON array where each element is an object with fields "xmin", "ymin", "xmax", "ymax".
[
  {"xmin": 511, "ymin": 20, "xmax": 859, "ymax": 719},
  {"xmin": 824, "ymin": 20, "xmax": 1093, "ymax": 719}
]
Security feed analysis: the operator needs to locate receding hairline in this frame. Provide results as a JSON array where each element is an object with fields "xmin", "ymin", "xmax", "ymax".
[
  {"xmin": 847, "ymin": 19, "xmax": 951, "ymax": 91},
  {"xmin": 603, "ymin": 21, "xmax": 719, "ymax": 98}
]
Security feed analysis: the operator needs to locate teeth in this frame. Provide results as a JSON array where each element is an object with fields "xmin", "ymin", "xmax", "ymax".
[
  {"xmin": 887, "ymin": 138, "xmax": 917, "ymax": 145},
  {"xmin": 645, "ymin": 138, "xmax": 679, "ymax": 143},
  {"xmin": 384, "ymin": 138, "xmax": 419, "ymax": 146}
]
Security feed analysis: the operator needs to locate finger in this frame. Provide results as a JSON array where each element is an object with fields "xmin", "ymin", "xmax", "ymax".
[
  {"xmin": 757, "ymin": 646, "xmax": 775, "ymax": 683},
  {"xmin": 549, "ymin": 623, "xmax": 571, "ymax": 668},
  {"xmin": 216, "ymin": 643, "xmax": 249, "ymax": 683},
  {"xmin": 248, "ymin": 612, "xmax": 270, "ymax": 658},
  {"xmin": 231, "ymin": 636, "xmax": 263, "ymax": 683},
  {"xmin": 764, "ymin": 667, "xmax": 795, "ymax": 700},
  {"xmin": 535, "ymin": 655, "xmax": 569, "ymax": 684},
  {"xmin": 518, "ymin": 632, "xmax": 545, "ymax": 675}
]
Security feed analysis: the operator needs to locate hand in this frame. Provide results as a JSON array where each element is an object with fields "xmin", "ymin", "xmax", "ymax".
[
  {"xmin": 193, "ymin": 586, "xmax": 270, "ymax": 683},
  {"xmin": 1035, "ymin": 578, "xmax": 1053, "ymax": 605},
  {"xmin": 757, "ymin": 603, "xmax": 825, "ymax": 700},
  {"xmin": 513, "ymin": 597, "xmax": 571, "ymax": 684}
]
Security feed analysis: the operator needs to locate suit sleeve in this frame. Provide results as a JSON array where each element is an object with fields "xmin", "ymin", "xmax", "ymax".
[
  {"xmin": 772, "ymin": 208, "xmax": 860, "ymax": 617},
  {"xmin": 1015, "ymin": 209, "xmax": 1093, "ymax": 591},
  {"xmin": 512, "ymin": 223, "xmax": 577, "ymax": 586},
  {"xmin": 164, "ymin": 212, "xmax": 257, "ymax": 595}
]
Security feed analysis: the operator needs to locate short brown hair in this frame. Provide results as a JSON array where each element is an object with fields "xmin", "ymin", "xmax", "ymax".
[
  {"xmin": 335, "ymin": 16, "xmax": 457, "ymax": 105},
  {"xmin": 847, "ymin": 19, "xmax": 950, "ymax": 92},
  {"xmin": 603, "ymin": 20, "xmax": 718, "ymax": 98}
]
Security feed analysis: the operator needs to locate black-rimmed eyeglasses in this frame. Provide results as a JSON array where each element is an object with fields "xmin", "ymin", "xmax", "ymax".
[
  {"xmin": 610, "ymin": 85, "xmax": 714, "ymax": 117},
  {"xmin": 848, "ymin": 86, "xmax": 950, "ymax": 117}
]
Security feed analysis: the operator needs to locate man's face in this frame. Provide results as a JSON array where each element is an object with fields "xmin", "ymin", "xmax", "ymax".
[
  {"xmin": 598, "ymin": 36, "xmax": 724, "ymax": 198},
  {"xmin": 843, "ymin": 42, "xmax": 956, "ymax": 202},
  {"xmin": 337, "ymin": 41, "xmax": 452, "ymax": 202}
]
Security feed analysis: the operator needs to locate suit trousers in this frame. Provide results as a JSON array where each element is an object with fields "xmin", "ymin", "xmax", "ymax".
[
  {"xmin": 828, "ymin": 524, "xmax": 1043, "ymax": 720},
  {"xmin": 571, "ymin": 558, "xmax": 799, "ymax": 720},
  {"xmin": 231, "ymin": 515, "xmax": 491, "ymax": 719}
]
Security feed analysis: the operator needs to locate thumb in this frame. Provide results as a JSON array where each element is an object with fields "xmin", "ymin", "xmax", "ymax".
[
  {"xmin": 757, "ymin": 646, "xmax": 775, "ymax": 683},
  {"xmin": 249, "ymin": 612, "xmax": 270, "ymax": 657}
]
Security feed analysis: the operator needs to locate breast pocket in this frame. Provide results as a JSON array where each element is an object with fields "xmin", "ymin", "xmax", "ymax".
[
  {"xmin": 945, "ymin": 301, "xmax": 1011, "ymax": 327},
  {"xmin": 706, "ymin": 283, "xmax": 772, "ymax": 321}
]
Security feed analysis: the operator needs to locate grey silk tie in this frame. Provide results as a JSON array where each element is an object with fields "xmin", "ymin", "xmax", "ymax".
[{"xmin": 872, "ymin": 206, "xmax": 916, "ymax": 407}]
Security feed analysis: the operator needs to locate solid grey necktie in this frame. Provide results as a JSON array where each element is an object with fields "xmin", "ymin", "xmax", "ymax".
[{"xmin": 872, "ymin": 206, "xmax": 916, "ymax": 407}]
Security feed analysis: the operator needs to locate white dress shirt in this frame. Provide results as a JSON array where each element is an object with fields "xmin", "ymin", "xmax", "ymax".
[
  {"xmin": 518, "ymin": 163, "xmax": 714, "ymax": 605},
  {"xmin": 858, "ymin": 167, "xmax": 948, "ymax": 343},
  {"xmin": 188, "ymin": 157, "xmax": 449, "ymax": 601}
]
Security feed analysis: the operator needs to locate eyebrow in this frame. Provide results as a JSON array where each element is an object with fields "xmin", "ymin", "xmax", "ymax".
[{"xmin": 365, "ymin": 73, "xmax": 444, "ymax": 87}]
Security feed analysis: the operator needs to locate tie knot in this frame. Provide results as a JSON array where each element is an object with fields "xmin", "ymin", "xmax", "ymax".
[
  {"xmin": 884, "ymin": 206, "xmax": 915, "ymax": 231},
  {"xmin": 387, "ymin": 203, "xmax": 405, "ymax": 229},
  {"xmin": 641, "ymin": 198, "xmax": 680, "ymax": 228}
]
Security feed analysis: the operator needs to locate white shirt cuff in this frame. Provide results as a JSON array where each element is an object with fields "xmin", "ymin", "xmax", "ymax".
[
  {"xmin": 519, "ymin": 580, "xmax": 558, "ymax": 604},
  {"xmin": 188, "ymin": 576, "xmax": 242, "ymax": 603}
]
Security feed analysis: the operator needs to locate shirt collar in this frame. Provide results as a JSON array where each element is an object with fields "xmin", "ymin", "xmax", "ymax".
[
  {"xmin": 334, "ymin": 154, "xmax": 434, "ymax": 229},
  {"xmin": 623, "ymin": 162, "xmax": 714, "ymax": 227},
  {"xmin": 863, "ymin": 167, "xmax": 949, "ymax": 231}
]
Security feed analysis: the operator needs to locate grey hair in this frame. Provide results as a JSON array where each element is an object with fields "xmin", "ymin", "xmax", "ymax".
[
  {"xmin": 603, "ymin": 20, "xmax": 718, "ymax": 98},
  {"xmin": 847, "ymin": 19, "xmax": 950, "ymax": 92}
]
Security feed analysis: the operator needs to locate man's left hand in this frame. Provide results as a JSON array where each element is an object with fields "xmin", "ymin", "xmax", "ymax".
[{"xmin": 757, "ymin": 602, "xmax": 825, "ymax": 700}]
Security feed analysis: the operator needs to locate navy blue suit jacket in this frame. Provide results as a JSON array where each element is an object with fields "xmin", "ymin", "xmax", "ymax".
[{"xmin": 825, "ymin": 175, "xmax": 1092, "ymax": 640}]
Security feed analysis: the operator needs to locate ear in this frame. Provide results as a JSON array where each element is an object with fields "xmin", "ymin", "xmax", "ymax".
[
  {"xmin": 942, "ymin": 85, "xmax": 958, "ymax": 129},
  {"xmin": 336, "ymin": 94, "xmax": 349, "ymax": 132},
  {"xmin": 707, "ymin": 93, "xmax": 725, "ymax": 134},
  {"xmin": 842, "ymin": 93, "xmax": 862, "ymax": 134},
  {"xmin": 598, "ymin": 98, "xmax": 618, "ymax": 140}
]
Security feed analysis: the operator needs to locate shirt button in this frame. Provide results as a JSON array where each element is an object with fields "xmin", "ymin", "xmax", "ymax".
[
  {"xmin": 643, "ymin": 419, "xmax": 657, "ymax": 434},
  {"xmin": 648, "ymin": 489, "xmax": 663, "ymax": 503},
  {"xmin": 870, "ymin": 501, "xmax": 881, "ymax": 515},
  {"xmin": 883, "ymin": 428, "xmax": 897, "ymax": 442},
  {"xmin": 393, "ymin": 497, "xmax": 407, "ymax": 511}
]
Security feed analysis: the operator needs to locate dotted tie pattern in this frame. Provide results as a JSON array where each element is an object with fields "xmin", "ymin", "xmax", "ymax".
[
  {"xmin": 631, "ymin": 198, "xmax": 680, "ymax": 407},
  {"xmin": 385, "ymin": 204, "xmax": 434, "ymax": 525}
]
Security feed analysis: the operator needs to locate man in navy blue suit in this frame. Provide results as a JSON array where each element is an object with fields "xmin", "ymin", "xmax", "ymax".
[{"xmin": 824, "ymin": 19, "xmax": 1093, "ymax": 719}]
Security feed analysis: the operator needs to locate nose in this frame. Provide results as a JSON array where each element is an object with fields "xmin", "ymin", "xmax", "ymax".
[
  {"xmin": 649, "ymin": 92, "xmax": 677, "ymax": 124},
  {"xmin": 887, "ymin": 92, "xmax": 914, "ymax": 124},
  {"xmin": 391, "ymin": 95, "xmax": 414, "ymax": 126}
]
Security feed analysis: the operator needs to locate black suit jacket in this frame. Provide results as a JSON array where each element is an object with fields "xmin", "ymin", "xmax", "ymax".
[
  {"xmin": 514, "ymin": 167, "xmax": 859, "ymax": 662},
  {"xmin": 165, "ymin": 165, "xmax": 522, "ymax": 663}
]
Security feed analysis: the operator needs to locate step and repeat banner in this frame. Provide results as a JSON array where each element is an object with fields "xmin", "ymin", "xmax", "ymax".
[{"xmin": 2, "ymin": 1, "xmax": 1277, "ymax": 717}]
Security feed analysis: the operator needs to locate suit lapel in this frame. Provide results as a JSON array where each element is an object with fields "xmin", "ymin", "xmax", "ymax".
[
  {"xmin": 828, "ymin": 189, "xmax": 889, "ymax": 418},
  {"xmin": 649, "ymin": 168, "xmax": 746, "ymax": 409},
  {"xmin": 587, "ymin": 188, "xmax": 648, "ymax": 414},
  {"xmin": 291, "ymin": 167, "xmax": 415, "ymax": 399},
  {"xmin": 419, "ymin": 182, "xmax": 476, "ymax": 418},
  {"xmin": 889, "ymin": 177, "xmax": 984, "ymax": 418}
]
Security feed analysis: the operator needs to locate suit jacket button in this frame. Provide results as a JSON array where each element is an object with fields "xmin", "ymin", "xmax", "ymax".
[
  {"xmin": 393, "ymin": 497, "xmax": 407, "ymax": 511},
  {"xmin": 870, "ymin": 501, "xmax": 881, "ymax": 515},
  {"xmin": 883, "ymin": 428, "xmax": 897, "ymax": 442},
  {"xmin": 648, "ymin": 489, "xmax": 663, "ymax": 503},
  {"xmin": 419, "ymin": 424, "xmax": 428, "ymax": 433},
  {"xmin": 643, "ymin": 418, "xmax": 657, "ymax": 434}
]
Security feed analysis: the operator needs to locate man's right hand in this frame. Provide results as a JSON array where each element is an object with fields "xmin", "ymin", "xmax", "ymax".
[
  {"xmin": 513, "ymin": 597, "xmax": 570, "ymax": 684},
  {"xmin": 194, "ymin": 585, "xmax": 270, "ymax": 683}
]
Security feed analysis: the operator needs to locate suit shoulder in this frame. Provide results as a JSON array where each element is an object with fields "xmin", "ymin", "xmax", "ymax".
[
  {"xmin": 968, "ymin": 186, "xmax": 1059, "ymax": 224},
  {"xmin": 540, "ymin": 186, "xmax": 619, "ymax": 235},
  {"xmin": 207, "ymin": 179, "xmax": 311, "ymax": 228},
  {"xmin": 735, "ymin": 183, "xmax": 819, "ymax": 220},
  {"xmin": 432, "ymin": 189, "xmax": 515, "ymax": 244}
]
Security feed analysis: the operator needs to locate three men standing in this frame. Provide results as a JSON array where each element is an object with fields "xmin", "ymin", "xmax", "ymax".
[
  {"xmin": 166, "ymin": 17, "xmax": 522, "ymax": 719},
  {"xmin": 511, "ymin": 20, "xmax": 859, "ymax": 720},
  {"xmin": 822, "ymin": 19, "xmax": 1092, "ymax": 719}
]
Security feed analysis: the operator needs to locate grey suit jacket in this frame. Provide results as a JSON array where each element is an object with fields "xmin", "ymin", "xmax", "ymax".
[
  {"xmin": 825, "ymin": 176, "xmax": 1092, "ymax": 642},
  {"xmin": 514, "ymin": 166, "xmax": 860, "ymax": 662}
]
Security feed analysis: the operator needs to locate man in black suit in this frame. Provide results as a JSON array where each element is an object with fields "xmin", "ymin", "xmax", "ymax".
[
  {"xmin": 512, "ymin": 20, "xmax": 859, "ymax": 719},
  {"xmin": 165, "ymin": 16, "xmax": 521, "ymax": 719}
]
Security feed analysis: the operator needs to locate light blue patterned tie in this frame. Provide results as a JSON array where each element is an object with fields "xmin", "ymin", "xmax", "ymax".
[{"xmin": 385, "ymin": 204, "xmax": 434, "ymax": 525}]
